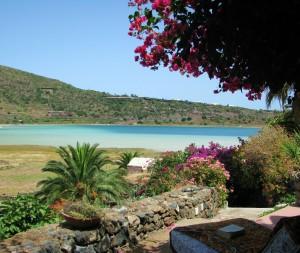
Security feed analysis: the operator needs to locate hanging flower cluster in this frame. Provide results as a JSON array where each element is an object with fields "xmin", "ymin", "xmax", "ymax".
[{"xmin": 128, "ymin": 0, "xmax": 264, "ymax": 100}]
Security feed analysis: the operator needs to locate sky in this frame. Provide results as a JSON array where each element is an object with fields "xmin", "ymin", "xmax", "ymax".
[{"xmin": 0, "ymin": 0, "xmax": 280, "ymax": 110}]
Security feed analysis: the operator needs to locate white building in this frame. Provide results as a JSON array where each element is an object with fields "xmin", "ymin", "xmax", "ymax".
[{"xmin": 127, "ymin": 157, "xmax": 155, "ymax": 173}]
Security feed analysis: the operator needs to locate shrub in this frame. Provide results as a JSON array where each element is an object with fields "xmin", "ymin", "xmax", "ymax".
[
  {"xmin": 142, "ymin": 151, "xmax": 189, "ymax": 196},
  {"xmin": 267, "ymin": 111, "xmax": 299, "ymax": 133},
  {"xmin": 63, "ymin": 202, "xmax": 103, "ymax": 219},
  {"xmin": 0, "ymin": 195, "xmax": 58, "ymax": 240},
  {"xmin": 185, "ymin": 142, "xmax": 236, "ymax": 169},
  {"xmin": 282, "ymin": 131, "xmax": 300, "ymax": 165},
  {"xmin": 230, "ymin": 126, "xmax": 296, "ymax": 206},
  {"xmin": 138, "ymin": 146, "xmax": 231, "ymax": 205},
  {"xmin": 179, "ymin": 157, "xmax": 230, "ymax": 206}
]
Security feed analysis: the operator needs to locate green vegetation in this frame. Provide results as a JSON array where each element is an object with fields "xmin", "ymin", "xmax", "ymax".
[
  {"xmin": 143, "ymin": 151, "xmax": 189, "ymax": 196},
  {"xmin": 0, "ymin": 145, "xmax": 158, "ymax": 196},
  {"xmin": 258, "ymin": 205, "xmax": 287, "ymax": 218},
  {"xmin": 63, "ymin": 202, "xmax": 103, "ymax": 219},
  {"xmin": 282, "ymin": 131, "xmax": 300, "ymax": 165},
  {"xmin": 257, "ymin": 194, "xmax": 296, "ymax": 217},
  {"xmin": 229, "ymin": 126, "xmax": 297, "ymax": 206},
  {"xmin": 2, "ymin": 128, "xmax": 300, "ymax": 239},
  {"xmin": 267, "ymin": 111, "xmax": 300, "ymax": 133},
  {"xmin": 36, "ymin": 143, "xmax": 128, "ymax": 205},
  {"xmin": 0, "ymin": 145, "xmax": 157, "ymax": 239},
  {"xmin": 132, "ymin": 128, "xmax": 300, "ymax": 208},
  {"xmin": 115, "ymin": 151, "xmax": 140, "ymax": 175},
  {"xmin": 136, "ymin": 148, "xmax": 229, "ymax": 206},
  {"xmin": 0, "ymin": 65, "xmax": 277, "ymax": 125},
  {"xmin": 0, "ymin": 195, "xmax": 58, "ymax": 240}
]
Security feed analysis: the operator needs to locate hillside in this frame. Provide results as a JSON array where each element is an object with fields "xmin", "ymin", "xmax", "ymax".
[{"xmin": 0, "ymin": 65, "xmax": 278, "ymax": 125}]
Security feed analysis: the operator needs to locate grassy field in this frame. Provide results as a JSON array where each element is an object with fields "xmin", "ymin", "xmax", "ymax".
[{"xmin": 0, "ymin": 145, "xmax": 159, "ymax": 196}]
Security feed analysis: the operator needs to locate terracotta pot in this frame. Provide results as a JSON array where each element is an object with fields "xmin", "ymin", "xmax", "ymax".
[{"xmin": 60, "ymin": 211, "xmax": 100, "ymax": 229}]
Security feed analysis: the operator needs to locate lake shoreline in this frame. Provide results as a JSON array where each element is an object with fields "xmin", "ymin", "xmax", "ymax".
[
  {"xmin": 0, "ymin": 123, "xmax": 262, "ymax": 129},
  {"xmin": 0, "ymin": 125, "xmax": 259, "ymax": 151},
  {"xmin": 0, "ymin": 144, "xmax": 160, "ymax": 152}
]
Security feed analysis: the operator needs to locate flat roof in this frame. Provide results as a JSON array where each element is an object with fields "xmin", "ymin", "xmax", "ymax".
[{"xmin": 128, "ymin": 157, "xmax": 154, "ymax": 167}]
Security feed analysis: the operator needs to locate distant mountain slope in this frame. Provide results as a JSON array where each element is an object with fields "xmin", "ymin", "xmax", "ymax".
[{"xmin": 0, "ymin": 65, "xmax": 277, "ymax": 125}]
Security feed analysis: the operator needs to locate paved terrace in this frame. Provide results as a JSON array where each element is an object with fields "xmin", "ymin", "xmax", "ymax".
[{"xmin": 132, "ymin": 207, "xmax": 273, "ymax": 253}]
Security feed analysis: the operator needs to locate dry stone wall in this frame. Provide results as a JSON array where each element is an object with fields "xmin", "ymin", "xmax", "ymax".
[{"xmin": 1, "ymin": 186, "xmax": 219, "ymax": 253}]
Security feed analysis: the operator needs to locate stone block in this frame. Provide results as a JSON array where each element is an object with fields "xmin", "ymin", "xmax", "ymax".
[
  {"xmin": 151, "ymin": 205, "xmax": 163, "ymax": 213},
  {"xmin": 103, "ymin": 220, "xmax": 121, "ymax": 235},
  {"xmin": 95, "ymin": 234, "xmax": 111, "ymax": 253},
  {"xmin": 75, "ymin": 230, "xmax": 99, "ymax": 246},
  {"xmin": 144, "ymin": 223, "xmax": 155, "ymax": 233},
  {"xmin": 74, "ymin": 245, "xmax": 96, "ymax": 253},
  {"xmin": 111, "ymin": 230, "xmax": 127, "ymax": 248},
  {"xmin": 127, "ymin": 215, "xmax": 140, "ymax": 227},
  {"xmin": 164, "ymin": 217, "xmax": 175, "ymax": 226}
]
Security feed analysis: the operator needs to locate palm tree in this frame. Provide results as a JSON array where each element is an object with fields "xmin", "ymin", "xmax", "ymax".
[
  {"xmin": 115, "ymin": 151, "xmax": 140, "ymax": 175},
  {"xmin": 266, "ymin": 83, "xmax": 294, "ymax": 110},
  {"xmin": 36, "ymin": 143, "xmax": 128, "ymax": 204}
]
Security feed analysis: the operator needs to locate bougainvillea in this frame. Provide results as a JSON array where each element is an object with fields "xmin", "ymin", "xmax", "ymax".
[
  {"xmin": 139, "ymin": 150, "xmax": 188, "ymax": 196},
  {"xmin": 137, "ymin": 143, "xmax": 232, "ymax": 205},
  {"xmin": 185, "ymin": 142, "xmax": 235, "ymax": 170},
  {"xmin": 178, "ymin": 156, "xmax": 230, "ymax": 205},
  {"xmin": 129, "ymin": 0, "xmax": 300, "ymax": 101}
]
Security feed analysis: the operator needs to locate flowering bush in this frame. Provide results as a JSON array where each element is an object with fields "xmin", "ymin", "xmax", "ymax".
[
  {"xmin": 137, "ymin": 145, "xmax": 231, "ymax": 206},
  {"xmin": 230, "ymin": 126, "xmax": 296, "ymax": 206},
  {"xmin": 186, "ymin": 142, "xmax": 236, "ymax": 168},
  {"xmin": 141, "ymin": 150, "xmax": 188, "ymax": 196},
  {"xmin": 178, "ymin": 157, "xmax": 230, "ymax": 206}
]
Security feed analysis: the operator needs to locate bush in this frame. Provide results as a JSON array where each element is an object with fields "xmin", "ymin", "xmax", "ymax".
[
  {"xmin": 179, "ymin": 157, "xmax": 230, "ymax": 206},
  {"xmin": 282, "ymin": 131, "xmax": 300, "ymax": 166},
  {"xmin": 267, "ymin": 111, "xmax": 299, "ymax": 133},
  {"xmin": 185, "ymin": 142, "xmax": 235, "ymax": 170},
  {"xmin": 0, "ymin": 195, "xmax": 58, "ymax": 240},
  {"xmin": 229, "ymin": 126, "xmax": 296, "ymax": 206},
  {"xmin": 63, "ymin": 202, "xmax": 103, "ymax": 219},
  {"xmin": 138, "ymin": 145, "xmax": 231, "ymax": 206},
  {"xmin": 141, "ymin": 151, "xmax": 189, "ymax": 196}
]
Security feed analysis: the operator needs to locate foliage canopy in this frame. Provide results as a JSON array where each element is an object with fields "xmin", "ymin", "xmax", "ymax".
[{"xmin": 129, "ymin": 0, "xmax": 300, "ymax": 100}]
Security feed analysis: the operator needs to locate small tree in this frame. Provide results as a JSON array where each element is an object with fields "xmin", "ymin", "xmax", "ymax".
[
  {"xmin": 36, "ymin": 143, "xmax": 128, "ymax": 204},
  {"xmin": 129, "ymin": 0, "xmax": 300, "ymax": 123},
  {"xmin": 115, "ymin": 151, "xmax": 140, "ymax": 175}
]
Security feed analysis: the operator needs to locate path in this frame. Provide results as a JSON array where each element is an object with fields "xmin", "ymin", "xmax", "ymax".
[{"xmin": 131, "ymin": 207, "xmax": 272, "ymax": 253}]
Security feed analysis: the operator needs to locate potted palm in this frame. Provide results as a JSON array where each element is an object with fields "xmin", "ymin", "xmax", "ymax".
[
  {"xmin": 36, "ymin": 143, "xmax": 129, "ymax": 219},
  {"xmin": 61, "ymin": 202, "xmax": 103, "ymax": 229}
]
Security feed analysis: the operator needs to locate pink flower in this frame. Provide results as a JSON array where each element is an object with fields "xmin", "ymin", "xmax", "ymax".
[
  {"xmin": 152, "ymin": 0, "xmax": 171, "ymax": 10},
  {"xmin": 162, "ymin": 166, "xmax": 169, "ymax": 173}
]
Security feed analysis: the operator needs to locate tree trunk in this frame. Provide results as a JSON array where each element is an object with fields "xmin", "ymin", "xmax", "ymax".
[{"xmin": 292, "ymin": 91, "xmax": 300, "ymax": 126}]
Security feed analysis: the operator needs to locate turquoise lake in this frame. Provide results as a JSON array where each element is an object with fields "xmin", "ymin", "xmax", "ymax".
[{"xmin": 0, "ymin": 125, "xmax": 259, "ymax": 151}]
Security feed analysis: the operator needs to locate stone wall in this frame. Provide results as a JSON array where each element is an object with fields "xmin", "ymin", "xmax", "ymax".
[{"xmin": 1, "ymin": 186, "xmax": 219, "ymax": 253}]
